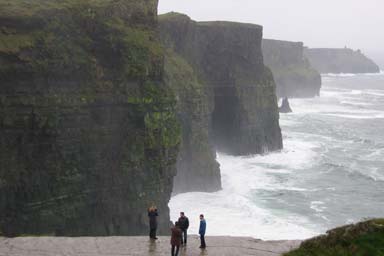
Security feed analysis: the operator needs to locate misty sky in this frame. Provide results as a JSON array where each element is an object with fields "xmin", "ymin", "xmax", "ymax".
[{"xmin": 159, "ymin": 0, "xmax": 384, "ymax": 67}]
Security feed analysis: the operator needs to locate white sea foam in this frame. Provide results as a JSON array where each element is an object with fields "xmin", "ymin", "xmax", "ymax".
[
  {"xmin": 310, "ymin": 201, "xmax": 326, "ymax": 213},
  {"xmin": 169, "ymin": 137, "xmax": 322, "ymax": 240},
  {"xmin": 323, "ymin": 73, "xmax": 357, "ymax": 77},
  {"xmin": 170, "ymin": 74, "xmax": 384, "ymax": 240}
]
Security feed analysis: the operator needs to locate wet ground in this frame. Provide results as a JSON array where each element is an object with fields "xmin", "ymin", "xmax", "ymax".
[{"xmin": 0, "ymin": 236, "xmax": 301, "ymax": 256}]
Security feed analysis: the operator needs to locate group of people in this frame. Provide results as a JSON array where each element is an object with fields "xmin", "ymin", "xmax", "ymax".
[{"xmin": 147, "ymin": 207, "xmax": 206, "ymax": 256}]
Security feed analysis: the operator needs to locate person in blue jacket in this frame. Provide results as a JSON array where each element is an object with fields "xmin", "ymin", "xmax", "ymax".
[{"xmin": 198, "ymin": 214, "xmax": 206, "ymax": 248}]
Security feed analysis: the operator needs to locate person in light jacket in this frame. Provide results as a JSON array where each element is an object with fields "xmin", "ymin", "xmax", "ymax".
[{"xmin": 198, "ymin": 214, "xmax": 206, "ymax": 248}]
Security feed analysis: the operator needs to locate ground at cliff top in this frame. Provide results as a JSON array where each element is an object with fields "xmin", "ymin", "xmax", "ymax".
[{"xmin": 0, "ymin": 236, "xmax": 301, "ymax": 256}]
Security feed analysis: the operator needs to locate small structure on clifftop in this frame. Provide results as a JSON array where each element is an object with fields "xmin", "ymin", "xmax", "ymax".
[{"xmin": 279, "ymin": 97, "xmax": 293, "ymax": 113}]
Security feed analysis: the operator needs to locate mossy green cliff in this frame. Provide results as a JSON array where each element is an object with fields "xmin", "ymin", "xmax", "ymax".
[
  {"xmin": 163, "ymin": 49, "xmax": 221, "ymax": 193},
  {"xmin": 262, "ymin": 39, "xmax": 321, "ymax": 98},
  {"xmin": 0, "ymin": 0, "xmax": 180, "ymax": 236},
  {"xmin": 159, "ymin": 13, "xmax": 282, "ymax": 157}
]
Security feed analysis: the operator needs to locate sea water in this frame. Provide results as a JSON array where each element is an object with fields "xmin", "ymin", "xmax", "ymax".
[{"xmin": 169, "ymin": 72, "xmax": 384, "ymax": 240}]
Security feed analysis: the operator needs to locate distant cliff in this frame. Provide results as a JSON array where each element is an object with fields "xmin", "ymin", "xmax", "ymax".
[
  {"xmin": 305, "ymin": 48, "xmax": 380, "ymax": 74},
  {"xmin": 262, "ymin": 39, "xmax": 321, "ymax": 98},
  {"xmin": 160, "ymin": 13, "xmax": 282, "ymax": 159},
  {"xmin": 0, "ymin": 0, "xmax": 180, "ymax": 236}
]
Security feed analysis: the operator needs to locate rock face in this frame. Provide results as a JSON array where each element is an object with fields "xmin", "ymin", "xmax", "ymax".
[
  {"xmin": 262, "ymin": 39, "xmax": 321, "ymax": 98},
  {"xmin": 305, "ymin": 48, "xmax": 380, "ymax": 74},
  {"xmin": 163, "ymin": 50, "xmax": 221, "ymax": 193},
  {"xmin": 0, "ymin": 0, "xmax": 180, "ymax": 236},
  {"xmin": 160, "ymin": 13, "xmax": 282, "ymax": 158},
  {"xmin": 279, "ymin": 98, "xmax": 292, "ymax": 113}
]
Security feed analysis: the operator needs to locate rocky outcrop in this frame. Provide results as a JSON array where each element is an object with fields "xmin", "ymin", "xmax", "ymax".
[
  {"xmin": 159, "ymin": 13, "xmax": 282, "ymax": 157},
  {"xmin": 262, "ymin": 39, "xmax": 321, "ymax": 98},
  {"xmin": 305, "ymin": 48, "xmax": 380, "ymax": 74},
  {"xmin": 279, "ymin": 98, "xmax": 292, "ymax": 113},
  {"xmin": 0, "ymin": 0, "xmax": 180, "ymax": 236}
]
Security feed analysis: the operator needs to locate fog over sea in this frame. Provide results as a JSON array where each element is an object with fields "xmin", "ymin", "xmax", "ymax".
[{"xmin": 169, "ymin": 72, "xmax": 384, "ymax": 240}]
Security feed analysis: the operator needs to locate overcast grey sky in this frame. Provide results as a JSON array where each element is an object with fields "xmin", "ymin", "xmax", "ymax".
[{"xmin": 159, "ymin": 0, "xmax": 384, "ymax": 67}]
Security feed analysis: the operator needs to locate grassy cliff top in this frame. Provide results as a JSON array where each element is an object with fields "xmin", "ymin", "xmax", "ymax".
[
  {"xmin": 0, "ymin": 0, "xmax": 157, "ymax": 18},
  {"xmin": 197, "ymin": 20, "xmax": 262, "ymax": 30},
  {"xmin": 285, "ymin": 219, "xmax": 384, "ymax": 256},
  {"xmin": 158, "ymin": 11, "xmax": 190, "ymax": 21},
  {"xmin": 159, "ymin": 12, "xmax": 262, "ymax": 30}
]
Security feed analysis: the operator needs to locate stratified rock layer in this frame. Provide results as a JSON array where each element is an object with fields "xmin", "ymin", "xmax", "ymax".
[
  {"xmin": 262, "ymin": 39, "xmax": 321, "ymax": 98},
  {"xmin": 160, "ymin": 13, "xmax": 282, "ymax": 158},
  {"xmin": 0, "ymin": 0, "xmax": 180, "ymax": 236},
  {"xmin": 305, "ymin": 48, "xmax": 380, "ymax": 74}
]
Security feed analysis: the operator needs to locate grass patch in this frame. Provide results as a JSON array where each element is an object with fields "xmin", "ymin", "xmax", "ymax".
[{"xmin": 285, "ymin": 219, "xmax": 384, "ymax": 256}]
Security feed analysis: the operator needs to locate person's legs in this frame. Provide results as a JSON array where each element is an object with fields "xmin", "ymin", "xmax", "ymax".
[
  {"xmin": 175, "ymin": 245, "xmax": 180, "ymax": 256},
  {"xmin": 200, "ymin": 235, "xmax": 206, "ymax": 248},
  {"xmin": 183, "ymin": 229, "xmax": 187, "ymax": 244},
  {"xmin": 171, "ymin": 245, "xmax": 175, "ymax": 256},
  {"xmin": 150, "ymin": 228, "xmax": 157, "ymax": 239}
]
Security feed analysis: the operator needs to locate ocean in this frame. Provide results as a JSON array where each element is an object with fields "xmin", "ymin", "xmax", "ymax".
[{"xmin": 169, "ymin": 72, "xmax": 384, "ymax": 240}]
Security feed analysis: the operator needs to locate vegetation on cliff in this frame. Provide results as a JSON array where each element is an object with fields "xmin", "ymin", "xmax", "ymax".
[
  {"xmin": 0, "ymin": 0, "xmax": 180, "ymax": 236},
  {"xmin": 163, "ymin": 49, "xmax": 221, "ymax": 193},
  {"xmin": 160, "ymin": 12, "xmax": 282, "ymax": 157},
  {"xmin": 285, "ymin": 219, "xmax": 384, "ymax": 256}
]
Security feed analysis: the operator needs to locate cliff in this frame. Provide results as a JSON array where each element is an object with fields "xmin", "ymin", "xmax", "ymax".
[
  {"xmin": 0, "ymin": 0, "xmax": 180, "ymax": 236},
  {"xmin": 159, "ymin": 13, "xmax": 282, "ymax": 157},
  {"xmin": 163, "ymin": 49, "xmax": 221, "ymax": 193},
  {"xmin": 285, "ymin": 219, "xmax": 384, "ymax": 256},
  {"xmin": 262, "ymin": 39, "xmax": 321, "ymax": 98},
  {"xmin": 305, "ymin": 48, "xmax": 380, "ymax": 74}
]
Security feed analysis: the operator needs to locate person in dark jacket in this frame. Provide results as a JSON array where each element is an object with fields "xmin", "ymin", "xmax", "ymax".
[
  {"xmin": 171, "ymin": 221, "xmax": 182, "ymax": 256},
  {"xmin": 177, "ymin": 212, "xmax": 189, "ymax": 245},
  {"xmin": 148, "ymin": 206, "xmax": 158, "ymax": 239},
  {"xmin": 198, "ymin": 214, "xmax": 206, "ymax": 248}
]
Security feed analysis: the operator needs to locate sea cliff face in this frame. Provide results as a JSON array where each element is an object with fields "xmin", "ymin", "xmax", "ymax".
[
  {"xmin": 262, "ymin": 39, "xmax": 321, "ymax": 98},
  {"xmin": 160, "ymin": 13, "xmax": 282, "ymax": 158},
  {"xmin": 0, "ymin": 0, "xmax": 180, "ymax": 236},
  {"xmin": 163, "ymin": 49, "xmax": 221, "ymax": 193},
  {"xmin": 305, "ymin": 48, "xmax": 380, "ymax": 74}
]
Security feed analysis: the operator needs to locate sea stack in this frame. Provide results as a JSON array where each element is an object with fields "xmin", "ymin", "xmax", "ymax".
[{"xmin": 279, "ymin": 97, "xmax": 293, "ymax": 113}]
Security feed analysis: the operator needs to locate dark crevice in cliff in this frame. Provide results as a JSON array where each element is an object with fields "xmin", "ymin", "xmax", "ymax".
[{"xmin": 211, "ymin": 86, "xmax": 244, "ymax": 153}]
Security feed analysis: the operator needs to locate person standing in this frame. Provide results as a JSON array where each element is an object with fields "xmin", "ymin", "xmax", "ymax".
[
  {"xmin": 148, "ymin": 206, "xmax": 158, "ymax": 239},
  {"xmin": 171, "ymin": 221, "xmax": 182, "ymax": 256},
  {"xmin": 178, "ymin": 212, "xmax": 189, "ymax": 245},
  {"xmin": 198, "ymin": 214, "xmax": 206, "ymax": 249}
]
